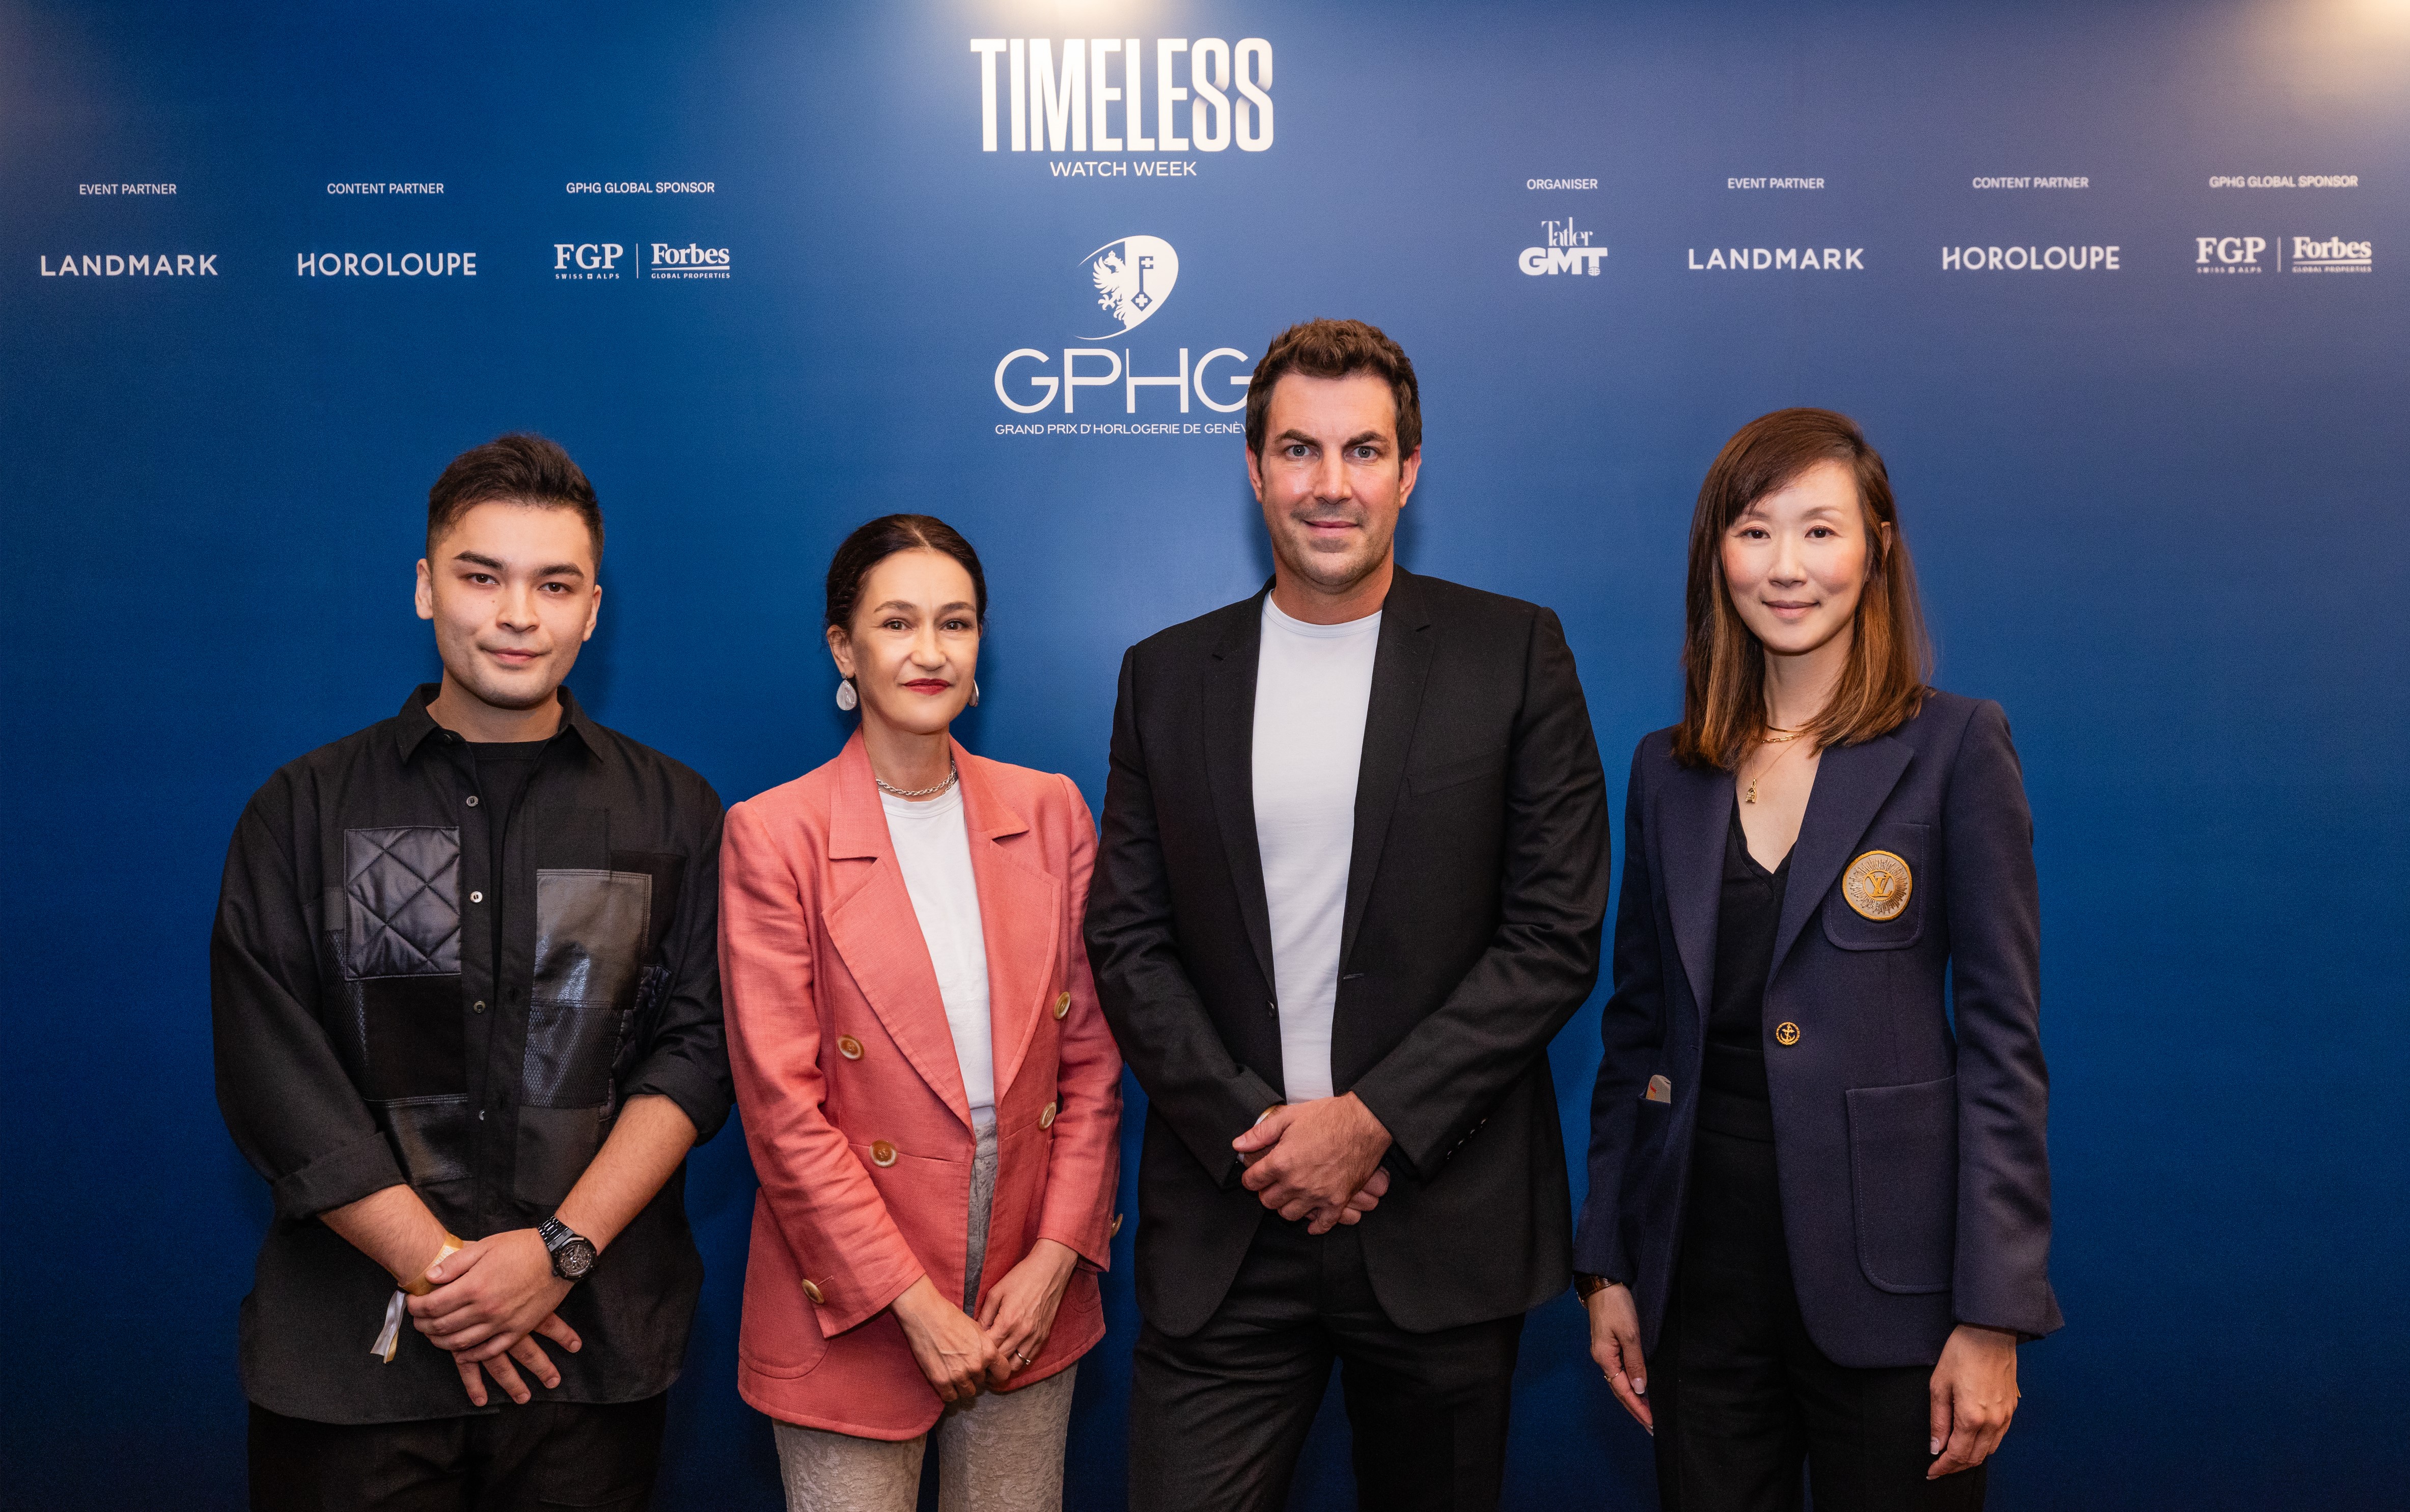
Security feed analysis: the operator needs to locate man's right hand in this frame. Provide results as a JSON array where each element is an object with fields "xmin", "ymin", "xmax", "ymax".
[
  {"xmin": 891, "ymin": 1274, "xmax": 1001, "ymax": 1403},
  {"xmin": 444, "ymin": 1311, "xmax": 583, "ymax": 1407},
  {"xmin": 1585, "ymin": 1281, "xmax": 1652, "ymax": 1432}
]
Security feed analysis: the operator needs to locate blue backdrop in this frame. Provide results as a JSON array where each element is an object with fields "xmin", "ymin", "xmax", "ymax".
[{"xmin": 4, "ymin": 2, "xmax": 2405, "ymax": 1507}]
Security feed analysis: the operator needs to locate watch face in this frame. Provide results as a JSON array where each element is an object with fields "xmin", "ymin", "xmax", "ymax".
[{"xmin": 553, "ymin": 1237, "xmax": 598, "ymax": 1280}]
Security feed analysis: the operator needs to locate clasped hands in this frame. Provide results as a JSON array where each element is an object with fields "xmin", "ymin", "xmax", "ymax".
[
  {"xmin": 404, "ymin": 1229, "xmax": 580, "ymax": 1407},
  {"xmin": 892, "ymin": 1238, "xmax": 1082, "ymax": 1404},
  {"xmin": 1232, "ymin": 1093, "xmax": 1393, "ymax": 1235}
]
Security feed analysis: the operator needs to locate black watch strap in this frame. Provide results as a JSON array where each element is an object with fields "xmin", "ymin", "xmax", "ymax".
[{"xmin": 537, "ymin": 1216, "xmax": 598, "ymax": 1282}]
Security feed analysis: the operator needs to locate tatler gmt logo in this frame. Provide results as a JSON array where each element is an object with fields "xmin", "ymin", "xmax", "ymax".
[{"xmin": 1519, "ymin": 218, "xmax": 1608, "ymax": 276}]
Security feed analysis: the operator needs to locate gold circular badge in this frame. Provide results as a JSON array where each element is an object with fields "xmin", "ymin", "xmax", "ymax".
[
  {"xmin": 1774, "ymin": 1022, "xmax": 1800, "ymax": 1046},
  {"xmin": 1843, "ymin": 850, "xmax": 1913, "ymax": 921}
]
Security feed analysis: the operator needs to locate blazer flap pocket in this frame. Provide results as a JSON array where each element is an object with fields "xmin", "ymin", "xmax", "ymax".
[
  {"xmin": 1409, "ymin": 747, "xmax": 1508, "ymax": 795},
  {"xmin": 1844, "ymin": 1075, "xmax": 1957, "ymax": 1294},
  {"xmin": 1822, "ymin": 822, "xmax": 1929, "ymax": 951}
]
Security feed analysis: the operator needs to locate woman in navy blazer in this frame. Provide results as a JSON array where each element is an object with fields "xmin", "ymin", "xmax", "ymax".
[{"xmin": 1578, "ymin": 410, "xmax": 2060, "ymax": 1510}]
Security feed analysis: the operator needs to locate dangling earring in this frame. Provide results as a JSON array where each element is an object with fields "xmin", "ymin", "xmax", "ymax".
[
  {"xmin": 835, "ymin": 678, "xmax": 858, "ymax": 711},
  {"xmin": 969, "ymin": 681, "xmax": 980, "ymax": 707}
]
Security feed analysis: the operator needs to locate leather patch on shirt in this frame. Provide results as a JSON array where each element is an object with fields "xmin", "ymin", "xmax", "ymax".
[
  {"xmin": 342, "ymin": 826, "xmax": 461, "ymax": 978},
  {"xmin": 355, "ymin": 974, "xmax": 466, "ymax": 1101}
]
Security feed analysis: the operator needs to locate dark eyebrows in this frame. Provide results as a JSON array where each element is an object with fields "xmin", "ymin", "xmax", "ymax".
[
  {"xmin": 869, "ymin": 600, "xmax": 977, "ymax": 615},
  {"xmin": 450, "ymin": 549, "xmax": 588, "ymax": 581},
  {"xmin": 1275, "ymin": 428, "xmax": 1391, "ymax": 450}
]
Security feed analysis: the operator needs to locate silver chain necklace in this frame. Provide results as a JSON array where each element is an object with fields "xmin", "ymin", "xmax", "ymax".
[{"xmin": 874, "ymin": 757, "xmax": 959, "ymax": 800}]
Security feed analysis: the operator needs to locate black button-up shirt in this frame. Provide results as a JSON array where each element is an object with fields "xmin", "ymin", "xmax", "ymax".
[{"xmin": 212, "ymin": 685, "xmax": 731, "ymax": 1423}]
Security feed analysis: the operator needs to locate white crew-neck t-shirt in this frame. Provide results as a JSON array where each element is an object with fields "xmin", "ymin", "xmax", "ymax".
[
  {"xmin": 1251, "ymin": 595, "xmax": 1383, "ymax": 1104},
  {"xmin": 880, "ymin": 782, "xmax": 995, "ymax": 1117}
]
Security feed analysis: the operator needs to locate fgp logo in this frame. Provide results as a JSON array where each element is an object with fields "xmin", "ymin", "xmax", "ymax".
[
  {"xmin": 994, "ymin": 234, "xmax": 1250, "ymax": 418},
  {"xmin": 1520, "ymin": 217, "xmax": 1608, "ymax": 276},
  {"xmin": 1085, "ymin": 235, "xmax": 1179, "ymax": 335},
  {"xmin": 555, "ymin": 242, "xmax": 624, "ymax": 281},
  {"xmin": 2195, "ymin": 236, "xmax": 2265, "ymax": 274}
]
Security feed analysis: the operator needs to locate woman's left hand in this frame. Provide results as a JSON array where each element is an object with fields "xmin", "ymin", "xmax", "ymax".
[
  {"xmin": 1927, "ymin": 1323, "xmax": 2020, "ymax": 1478},
  {"xmin": 977, "ymin": 1238, "xmax": 1079, "ymax": 1388}
]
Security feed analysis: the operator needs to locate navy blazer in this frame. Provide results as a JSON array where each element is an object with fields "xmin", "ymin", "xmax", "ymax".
[{"xmin": 1575, "ymin": 691, "xmax": 2062, "ymax": 1367}]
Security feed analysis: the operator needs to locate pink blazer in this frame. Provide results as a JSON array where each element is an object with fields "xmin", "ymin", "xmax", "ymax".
[{"xmin": 719, "ymin": 733, "xmax": 1122, "ymax": 1439}]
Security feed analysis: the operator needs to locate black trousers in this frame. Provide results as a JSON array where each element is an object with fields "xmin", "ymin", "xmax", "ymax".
[
  {"xmin": 1128, "ymin": 1215, "xmax": 1524, "ymax": 1512},
  {"xmin": 248, "ymin": 1394, "xmax": 668, "ymax": 1512},
  {"xmin": 1652, "ymin": 1106, "xmax": 1985, "ymax": 1512}
]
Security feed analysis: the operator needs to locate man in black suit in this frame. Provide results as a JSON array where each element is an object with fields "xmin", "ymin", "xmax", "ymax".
[{"xmin": 1085, "ymin": 318, "xmax": 1611, "ymax": 1510}]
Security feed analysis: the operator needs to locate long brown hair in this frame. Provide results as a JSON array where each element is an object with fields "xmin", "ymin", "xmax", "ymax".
[{"xmin": 1672, "ymin": 409, "xmax": 1931, "ymax": 769}]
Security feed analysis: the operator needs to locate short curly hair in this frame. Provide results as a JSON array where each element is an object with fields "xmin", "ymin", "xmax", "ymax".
[{"xmin": 1243, "ymin": 318, "xmax": 1421, "ymax": 462}]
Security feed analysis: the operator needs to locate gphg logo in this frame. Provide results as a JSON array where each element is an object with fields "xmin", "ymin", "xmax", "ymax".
[
  {"xmin": 1085, "ymin": 236, "xmax": 1179, "ymax": 335},
  {"xmin": 992, "ymin": 233, "xmax": 1252, "ymax": 421},
  {"xmin": 2197, "ymin": 236, "xmax": 2265, "ymax": 265},
  {"xmin": 1519, "ymin": 218, "xmax": 1608, "ymax": 276}
]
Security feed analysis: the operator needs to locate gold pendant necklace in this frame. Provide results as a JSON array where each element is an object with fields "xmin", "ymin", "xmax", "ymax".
[{"xmin": 1743, "ymin": 727, "xmax": 1805, "ymax": 805}]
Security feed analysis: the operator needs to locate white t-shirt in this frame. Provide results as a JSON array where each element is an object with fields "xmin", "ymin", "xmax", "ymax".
[
  {"xmin": 881, "ymin": 783, "xmax": 996, "ymax": 1117},
  {"xmin": 1251, "ymin": 596, "xmax": 1382, "ymax": 1104}
]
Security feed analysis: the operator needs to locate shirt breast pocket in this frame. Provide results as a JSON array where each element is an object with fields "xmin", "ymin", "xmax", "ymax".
[{"xmin": 1821, "ymin": 822, "xmax": 1928, "ymax": 951}]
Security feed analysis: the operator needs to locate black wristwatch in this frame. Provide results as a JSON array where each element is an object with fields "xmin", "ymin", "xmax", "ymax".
[{"xmin": 538, "ymin": 1216, "xmax": 598, "ymax": 1282}]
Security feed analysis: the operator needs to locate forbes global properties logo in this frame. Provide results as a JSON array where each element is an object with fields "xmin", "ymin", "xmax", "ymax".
[{"xmin": 994, "ymin": 234, "xmax": 1251, "ymax": 429}]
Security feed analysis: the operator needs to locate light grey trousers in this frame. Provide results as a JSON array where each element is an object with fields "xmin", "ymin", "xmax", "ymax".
[{"xmin": 773, "ymin": 1115, "xmax": 1078, "ymax": 1512}]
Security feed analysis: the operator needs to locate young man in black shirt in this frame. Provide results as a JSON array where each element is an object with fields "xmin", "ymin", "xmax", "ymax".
[{"xmin": 212, "ymin": 434, "xmax": 730, "ymax": 1509}]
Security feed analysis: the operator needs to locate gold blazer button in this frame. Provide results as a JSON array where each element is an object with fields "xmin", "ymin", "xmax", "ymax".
[
  {"xmin": 1774, "ymin": 1022, "xmax": 1802, "ymax": 1046},
  {"xmin": 837, "ymin": 1035, "xmax": 864, "ymax": 1060},
  {"xmin": 1109, "ymin": 1212, "xmax": 1124, "ymax": 1238},
  {"xmin": 801, "ymin": 1278, "xmax": 824, "ymax": 1304},
  {"xmin": 1038, "ymin": 1101, "xmax": 1058, "ymax": 1130},
  {"xmin": 1054, "ymin": 991, "xmax": 1072, "ymax": 1020},
  {"xmin": 870, "ymin": 1140, "xmax": 897, "ymax": 1166}
]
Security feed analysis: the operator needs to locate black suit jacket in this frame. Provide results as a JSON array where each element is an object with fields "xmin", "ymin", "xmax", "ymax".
[
  {"xmin": 1575, "ymin": 693, "xmax": 2063, "ymax": 1367},
  {"xmin": 1085, "ymin": 567, "xmax": 1610, "ymax": 1337}
]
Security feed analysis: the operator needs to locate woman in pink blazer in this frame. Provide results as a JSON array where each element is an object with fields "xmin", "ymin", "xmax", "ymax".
[{"xmin": 720, "ymin": 515, "xmax": 1122, "ymax": 1510}]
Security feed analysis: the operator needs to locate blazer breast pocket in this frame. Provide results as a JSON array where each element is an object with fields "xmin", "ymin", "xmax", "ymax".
[
  {"xmin": 1409, "ymin": 747, "xmax": 1508, "ymax": 796},
  {"xmin": 1821, "ymin": 822, "xmax": 1928, "ymax": 951}
]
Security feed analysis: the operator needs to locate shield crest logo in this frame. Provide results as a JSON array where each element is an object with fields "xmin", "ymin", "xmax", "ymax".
[{"xmin": 1081, "ymin": 235, "xmax": 1180, "ymax": 338}]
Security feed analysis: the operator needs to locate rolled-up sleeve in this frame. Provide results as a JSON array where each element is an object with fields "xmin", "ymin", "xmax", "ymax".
[
  {"xmin": 625, "ymin": 799, "xmax": 735, "ymax": 1143},
  {"xmin": 211, "ymin": 787, "xmax": 405, "ymax": 1222}
]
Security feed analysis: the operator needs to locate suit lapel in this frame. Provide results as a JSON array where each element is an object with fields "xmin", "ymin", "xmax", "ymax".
[
  {"xmin": 1338, "ymin": 567, "xmax": 1435, "ymax": 971},
  {"xmin": 956, "ymin": 744, "xmax": 1057, "ymax": 1106},
  {"xmin": 820, "ymin": 734, "xmax": 974, "ymax": 1126},
  {"xmin": 1660, "ymin": 759, "xmax": 1732, "ymax": 1025},
  {"xmin": 1205, "ymin": 588, "xmax": 1279, "ymax": 997},
  {"xmin": 1770, "ymin": 734, "xmax": 1914, "ymax": 974}
]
